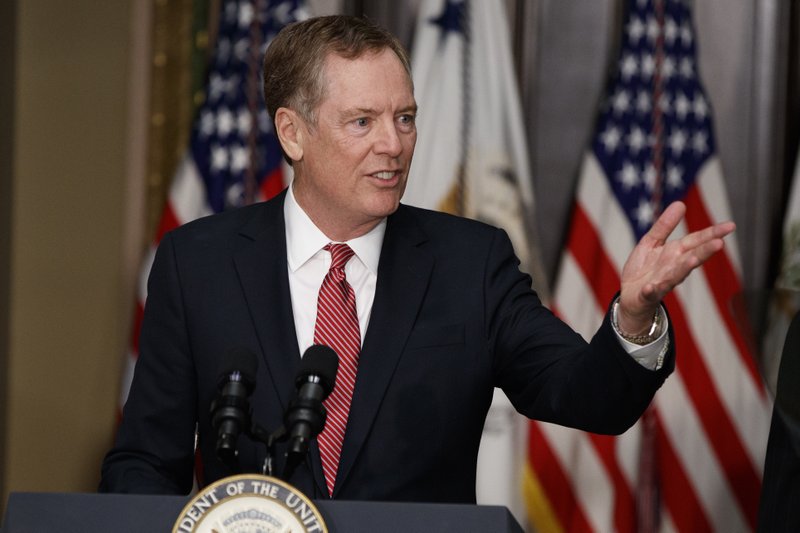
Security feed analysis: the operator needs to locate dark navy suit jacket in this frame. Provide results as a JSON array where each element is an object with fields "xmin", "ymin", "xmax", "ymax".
[
  {"xmin": 758, "ymin": 310, "xmax": 800, "ymax": 532},
  {"xmin": 100, "ymin": 190, "xmax": 674, "ymax": 501}
]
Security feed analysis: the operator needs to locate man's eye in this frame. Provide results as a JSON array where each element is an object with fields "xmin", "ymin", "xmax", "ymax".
[
  {"xmin": 398, "ymin": 114, "xmax": 415, "ymax": 124},
  {"xmin": 354, "ymin": 118, "xmax": 369, "ymax": 127}
]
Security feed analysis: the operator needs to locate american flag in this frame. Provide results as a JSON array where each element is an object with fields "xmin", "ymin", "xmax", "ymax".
[
  {"xmin": 118, "ymin": 0, "xmax": 308, "ymax": 409},
  {"xmin": 524, "ymin": 0, "xmax": 771, "ymax": 531}
]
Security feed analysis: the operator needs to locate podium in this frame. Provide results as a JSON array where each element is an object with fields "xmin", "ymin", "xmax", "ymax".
[{"xmin": 1, "ymin": 491, "xmax": 525, "ymax": 532}]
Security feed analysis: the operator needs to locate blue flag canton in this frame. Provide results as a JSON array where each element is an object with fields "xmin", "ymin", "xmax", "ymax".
[
  {"xmin": 191, "ymin": 0, "xmax": 305, "ymax": 213},
  {"xmin": 592, "ymin": 0, "xmax": 716, "ymax": 239},
  {"xmin": 429, "ymin": 0, "xmax": 467, "ymax": 38}
]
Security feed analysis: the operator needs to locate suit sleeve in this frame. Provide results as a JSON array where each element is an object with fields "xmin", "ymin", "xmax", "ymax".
[
  {"xmin": 99, "ymin": 232, "xmax": 198, "ymax": 494},
  {"xmin": 485, "ymin": 227, "xmax": 675, "ymax": 435}
]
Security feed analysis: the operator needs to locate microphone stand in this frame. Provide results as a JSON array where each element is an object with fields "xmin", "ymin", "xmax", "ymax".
[
  {"xmin": 248, "ymin": 417, "xmax": 323, "ymax": 482},
  {"xmin": 248, "ymin": 421, "xmax": 287, "ymax": 478}
]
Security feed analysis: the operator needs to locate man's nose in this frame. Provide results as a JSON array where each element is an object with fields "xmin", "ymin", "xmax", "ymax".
[{"xmin": 373, "ymin": 119, "xmax": 403, "ymax": 157}]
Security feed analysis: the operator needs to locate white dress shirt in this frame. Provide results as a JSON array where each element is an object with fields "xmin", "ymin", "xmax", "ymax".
[
  {"xmin": 284, "ymin": 184, "xmax": 384, "ymax": 356},
  {"xmin": 283, "ymin": 184, "xmax": 668, "ymax": 369}
]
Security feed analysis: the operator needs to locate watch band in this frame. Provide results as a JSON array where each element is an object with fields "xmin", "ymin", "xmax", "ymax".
[{"xmin": 612, "ymin": 299, "xmax": 662, "ymax": 345}]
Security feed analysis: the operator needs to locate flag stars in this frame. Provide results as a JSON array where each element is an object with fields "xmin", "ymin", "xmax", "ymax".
[
  {"xmin": 182, "ymin": 2, "xmax": 307, "ymax": 215},
  {"xmin": 226, "ymin": 182, "xmax": 245, "ymax": 208},
  {"xmin": 627, "ymin": 16, "xmax": 645, "ymax": 43},
  {"xmin": 239, "ymin": 2, "xmax": 254, "ymax": 28},
  {"xmin": 237, "ymin": 107, "xmax": 252, "ymax": 136},
  {"xmin": 668, "ymin": 128, "xmax": 688, "ymax": 155},
  {"xmin": 200, "ymin": 110, "xmax": 216, "ymax": 137},
  {"xmin": 661, "ymin": 56, "xmax": 676, "ymax": 80},
  {"xmin": 230, "ymin": 145, "xmax": 250, "ymax": 173},
  {"xmin": 627, "ymin": 126, "xmax": 647, "ymax": 154},
  {"xmin": 217, "ymin": 107, "xmax": 235, "ymax": 137},
  {"xmin": 211, "ymin": 144, "xmax": 229, "ymax": 171},
  {"xmin": 234, "ymin": 38, "xmax": 251, "ymax": 61},
  {"xmin": 611, "ymin": 89, "xmax": 631, "ymax": 115},
  {"xmin": 617, "ymin": 162, "xmax": 640, "ymax": 190},
  {"xmin": 593, "ymin": 4, "xmax": 714, "ymax": 235},
  {"xmin": 693, "ymin": 93, "xmax": 708, "ymax": 119},
  {"xmin": 692, "ymin": 130, "xmax": 709, "ymax": 154},
  {"xmin": 641, "ymin": 53, "xmax": 655, "ymax": 79},
  {"xmin": 646, "ymin": 15, "xmax": 660, "ymax": 44},
  {"xmin": 430, "ymin": 0, "xmax": 466, "ymax": 37},
  {"xmin": 270, "ymin": 1, "xmax": 295, "ymax": 25},
  {"xmin": 209, "ymin": 73, "xmax": 227, "ymax": 102},
  {"xmin": 600, "ymin": 124, "xmax": 622, "ymax": 152},
  {"xmin": 674, "ymin": 92, "xmax": 691, "ymax": 121},
  {"xmin": 681, "ymin": 22, "xmax": 693, "ymax": 46},
  {"xmin": 666, "ymin": 164, "xmax": 684, "ymax": 190},
  {"xmin": 664, "ymin": 17, "xmax": 679, "ymax": 46},
  {"xmin": 680, "ymin": 57, "xmax": 694, "ymax": 78},
  {"xmin": 620, "ymin": 54, "xmax": 638, "ymax": 81},
  {"xmin": 634, "ymin": 199, "xmax": 656, "ymax": 228}
]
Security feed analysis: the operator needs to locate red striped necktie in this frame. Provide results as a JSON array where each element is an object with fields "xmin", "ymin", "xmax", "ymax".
[{"xmin": 313, "ymin": 243, "xmax": 360, "ymax": 496}]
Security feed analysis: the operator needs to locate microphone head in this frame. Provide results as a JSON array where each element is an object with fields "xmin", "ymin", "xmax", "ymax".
[
  {"xmin": 298, "ymin": 344, "xmax": 339, "ymax": 395},
  {"xmin": 217, "ymin": 347, "xmax": 258, "ymax": 389}
]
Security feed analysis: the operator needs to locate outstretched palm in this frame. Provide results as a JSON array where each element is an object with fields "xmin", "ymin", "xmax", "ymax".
[{"xmin": 617, "ymin": 201, "xmax": 736, "ymax": 334}]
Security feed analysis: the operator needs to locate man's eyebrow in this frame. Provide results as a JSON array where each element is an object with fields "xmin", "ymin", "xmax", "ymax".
[
  {"xmin": 339, "ymin": 104, "xmax": 418, "ymax": 120},
  {"xmin": 339, "ymin": 107, "xmax": 378, "ymax": 119}
]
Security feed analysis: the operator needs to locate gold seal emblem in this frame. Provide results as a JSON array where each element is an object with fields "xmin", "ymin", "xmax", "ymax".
[{"xmin": 172, "ymin": 474, "xmax": 327, "ymax": 533}]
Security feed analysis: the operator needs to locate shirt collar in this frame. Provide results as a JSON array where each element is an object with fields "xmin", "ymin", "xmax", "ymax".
[{"xmin": 284, "ymin": 183, "xmax": 386, "ymax": 274}]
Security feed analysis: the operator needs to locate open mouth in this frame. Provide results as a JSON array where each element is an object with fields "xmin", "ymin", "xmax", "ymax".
[{"xmin": 372, "ymin": 171, "xmax": 398, "ymax": 181}]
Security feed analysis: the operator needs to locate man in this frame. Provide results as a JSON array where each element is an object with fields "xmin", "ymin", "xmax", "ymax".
[{"xmin": 100, "ymin": 15, "xmax": 734, "ymax": 502}]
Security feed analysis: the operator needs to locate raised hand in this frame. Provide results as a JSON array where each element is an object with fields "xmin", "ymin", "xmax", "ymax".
[{"xmin": 616, "ymin": 201, "xmax": 736, "ymax": 335}]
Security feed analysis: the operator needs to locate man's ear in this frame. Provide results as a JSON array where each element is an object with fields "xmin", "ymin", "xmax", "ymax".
[{"xmin": 274, "ymin": 107, "xmax": 305, "ymax": 162}]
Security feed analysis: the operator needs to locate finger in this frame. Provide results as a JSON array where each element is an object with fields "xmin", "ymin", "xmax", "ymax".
[
  {"xmin": 688, "ymin": 236, "xmax": 725, "ymax": 265},
  {"xmin": 651, "ymin": 238, "xmax": 724, "ymax": 298},
  {"xmin": 644, "ymin": 201, "xmax": 686, "ymax": 245},
  {"xmin": 678, "ymin": 220, "xmax": 735, "ymax": 252}
]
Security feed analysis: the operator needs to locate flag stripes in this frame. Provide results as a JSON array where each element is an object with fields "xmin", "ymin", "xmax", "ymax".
[
  {"xmin": 525, "ymin": 2, "xmax": 769, "ymax": 527},
  {"xmin": 683, "ymin": 184, "xmax": 760, "ymax": 387},
  {"xmin": 663, "ymin": 290, "xmax": 758, "ymax": 529},
  {"xmin": 528, "ymin": 421, "xmax": 594, "ymax": 532},
  {"xmin": 588, "ymin": 433, "xmax": 636, "ymax": 533},
  {"xmin": 654, "ymin": 410, "xmax": 714, "ymax": 532},
  {"xmin": 529, "ymin": 157, "xmax": 768, "ymax": 531}
]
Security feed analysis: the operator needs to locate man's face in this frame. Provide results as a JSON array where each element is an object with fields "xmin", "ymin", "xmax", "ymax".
[{"xmin": 292, "ymin": 48, "xmax": 417, "ymax": 240}]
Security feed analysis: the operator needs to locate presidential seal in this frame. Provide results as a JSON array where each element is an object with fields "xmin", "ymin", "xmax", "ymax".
[{"xmin": 172, "ymin": 474, "xmax": 328, "ymax": 533}]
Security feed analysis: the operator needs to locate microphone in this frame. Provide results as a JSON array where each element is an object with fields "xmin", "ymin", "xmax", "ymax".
[
  {"xmin": 283, "ymin": 345, "xmax": 338, "ymax": 479},
  {"xmin": 211, "ymin": 347, "xmax": 258, "ymax": 470}
]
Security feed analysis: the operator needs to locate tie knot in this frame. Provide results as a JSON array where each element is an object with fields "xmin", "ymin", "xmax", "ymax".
[{"xmin": 325, "ymin": 243, "xmax": 355, "ymax": 271}]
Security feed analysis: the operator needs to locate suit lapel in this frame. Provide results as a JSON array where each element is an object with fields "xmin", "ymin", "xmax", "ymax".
[
  {"xmin": 233, "ymin": 191, "xmax": 300, "ymax": 411},
  {"xmin": 333, "ymin": 206, "xmax": 433, "ymax": 495},
  {"xmin": 232, "ymin": 191, "xmax": 328, "ymax": 493}
]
